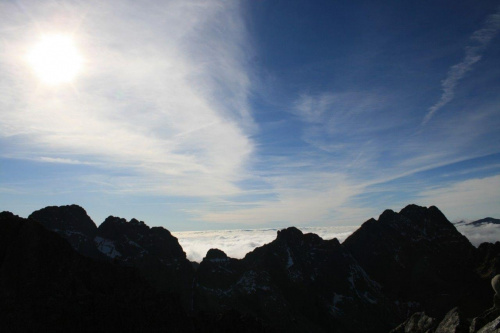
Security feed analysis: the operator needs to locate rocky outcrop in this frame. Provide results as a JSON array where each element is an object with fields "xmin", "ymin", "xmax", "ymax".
[
  {"xmin": 0, "ymin": 211, "xmax": 192, "ymax": 332},
  {"xmin": 29, "ymin": 205, "xmax": 195, "ymax": 309},
  {"xmin": 390, "ymin": 312, "xmax": 437, "ymax": 333},
  {"xmin": 476, "ymin": 242, "xmax": 500, "ymax": 279},
  {"xmin": 5, "ymin": 203, "xmax": 500, "ymax": 332},
  {"xmin": 96, "ymin": 216, "xmax": 195, "ymax": 308},
  {"xmin": 29, "ymin": 205, "xmax": 103, "ymax": 259},
  {"xmin": 343, "ymin": 205, "xmax": 481, "ymax": 317},
  {"xmin": 194, "ymin": 227, "xmax": 400, "ymax": 332},
  {"xmin": 393, "ymin": 275, "xmax": 500, "ymax": 333}
]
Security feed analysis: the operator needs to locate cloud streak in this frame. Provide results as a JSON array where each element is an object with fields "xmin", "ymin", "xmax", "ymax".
[
  {"xmin": 416, "ymin": 174, "xmax": 500, "ymax": 221},
  {"xmin": 0, "ymin": 0, "xmax": 254, "ymax": 197},
  {"xmin": 423, "ymin": 6, "xmax": 500, "ymax": 124}
]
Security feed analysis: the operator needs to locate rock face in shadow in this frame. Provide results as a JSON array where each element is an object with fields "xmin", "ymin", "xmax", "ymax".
[
  {"xmin": 96, "ymin": 216, "xmax": 195, "ymax": 308},
  {"xmin": 194, "ymin": 227, "xmax": 400, "ymax": 332},
  {"xmin": 0, "ymin": 212, "xmax": 192, "ymax": 332},
  {"xmin": 29, "ymin": 205, "xmax": 195, "ymax": 309},
  {"xmin": 343, "ymin": 205, "xmax": 483, "ymax": 317},
  {"xmin": 476, "ymin": 242, "xmax": 500, "ymax": 279},
  {"xmin": 6, "ymin": 203, "xmax": 500, "ymax": 332},
  {"xmin": 29, "ymin": 205, "xmax": 103, "ymax": 259}
]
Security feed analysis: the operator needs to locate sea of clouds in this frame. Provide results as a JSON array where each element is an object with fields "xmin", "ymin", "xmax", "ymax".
[
  {"xmin": 173, "ymin": 226, "xmax": 358, "ymax": 262},
  {"xmin": 173, "ymin": 223, "xmax": 499, "ymax": 262},
  {"xmin": 455, "ymin": 223, "xmax": 500, "ymax": 247}
]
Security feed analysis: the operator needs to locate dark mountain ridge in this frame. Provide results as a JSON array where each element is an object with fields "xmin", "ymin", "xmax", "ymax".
[
  {"xmin": 343, "ymin": 205, "xmax": 481, "ymax": 317},
  {"xmin": 0, "ymin": 204, "xmax": 498, "ymax": 332},
  {"xmin": 468, "ymin": 217, "xmax": 500, "ymax": 227},
  {"xmin": 455, "ymin": 217, "xmax": 500, "ymax": 227}
]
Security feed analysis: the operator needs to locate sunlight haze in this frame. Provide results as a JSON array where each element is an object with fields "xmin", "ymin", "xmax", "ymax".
[{"xmin": 1, "ymin": 0, "xmax": 499, "ymax": 231}]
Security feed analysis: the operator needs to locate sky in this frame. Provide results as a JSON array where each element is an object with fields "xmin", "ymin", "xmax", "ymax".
[{"xmin": 1, "ymin": 0, "xmax": 500, "ymax": 231}]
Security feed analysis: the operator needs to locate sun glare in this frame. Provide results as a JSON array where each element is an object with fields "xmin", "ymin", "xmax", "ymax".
[{"xmin": 26, "ymin": 34, "xmax": 83, "ymax": 85}]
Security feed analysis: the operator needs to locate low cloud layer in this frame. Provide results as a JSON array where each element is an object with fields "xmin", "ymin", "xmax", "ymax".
[
  {"xmin": 174, "ymin": 222, "xmax": 500, "ymax": 262},
  {"xmin": 173, "ymin": 226, "xmax": 358, "ymax": 262},
  {"xmin": 456, "ymin": 223, "xmax": 500, "ymax": 247}
]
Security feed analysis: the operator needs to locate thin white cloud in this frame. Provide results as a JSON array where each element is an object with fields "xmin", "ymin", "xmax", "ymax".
[
  {"xmin": 173, "ymin": 226, "xmax": 358, "ymax": 262},
  {"xmin": 0, "ymin": 0, "xmax": 254, "ymax": 197},
  {"xmin": 191, "ymin": 171, "xmax": 374, "ymax": 226},
  {"xmin": 416, "ymin": 175, "xmax": 500, "ymax": 221},
  {"xmin": 38, "ymin": 157, "xmax": 92, "ymax": 165},
  {"xmin": 423, "ymin": 7, "xmax": 500, "ymax": 124}
]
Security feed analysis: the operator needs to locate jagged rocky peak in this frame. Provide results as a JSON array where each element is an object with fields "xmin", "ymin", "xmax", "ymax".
[
  {"xmin": 28, "ymin": 205, "xmax": 102, "ymax": 259},
  {"xmin": 276, "ymin": 226, "xmax": 331, "ymax": 247},
  {"xmin": 98, "ymin": 215, "xmax": 149, "ymax": 239},
  {"xmin": 344, "ymin": 204, "xmax": 479, "ymax": 318},
  {"xmin": 29, "ymin": 204, "xmax": 97, "ymax": 237},
  {"xmin": 96, "ymin": 215, "xmax": 186, "ymax": 260},
  {"xmin": 0, "ymin": 211, "xmax": 16, "ymax": 218},
  {"xmin": 194, "ymin": 223, "xmax": 401, "ymax": 333},
  {"xmin": 204, "ymin": 248, "xmax": 229, "ymax": 261},
  {"xmin": 276, "ymin": 226, "xmax": 303, "ymax": 241},
  {"xmin": 0, "ymin": 212, "xmax": 193, "ymax": 332}
]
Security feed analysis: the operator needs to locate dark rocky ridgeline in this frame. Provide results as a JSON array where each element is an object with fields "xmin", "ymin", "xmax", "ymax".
[
  {"xmin": 468, "ymin": 217, "xmax": 500, "ymax": 227},
  {"xmin": 9, "ymin": 203, "xmax": 500, "ymax": 332},
  {"xmin": 343, "ymin": 204, "xmax": 488, "ymax": 318},
  {"xmin": 29, "ymin": 205, "xmax": 103, "ymax": 259},
  {"xmin": 29, "ymin": 205, "xmax": 195, "ymax": 310},
  {"xmin": 96, "ymin": 215, "xmax": 195, "ymax": 309},
  {"xmin": 0, "ymin": 211, "xmax": 193, "ymax": 332},
  {"xmin": 193, "ymin": 227, "xmax": 400, "ymax": 333}
]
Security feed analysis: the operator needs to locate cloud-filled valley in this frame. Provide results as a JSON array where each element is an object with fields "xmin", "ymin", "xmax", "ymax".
[
  {"xmin": 173, "ymin": 226, "xmax": 358, "ymax": 262},
  {"xmin": 174, "ymin": 220, "xmax": 499, "ymax": 262}
]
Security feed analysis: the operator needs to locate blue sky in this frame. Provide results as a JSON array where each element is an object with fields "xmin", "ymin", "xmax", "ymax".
[{"xmin": 1, "ymin": 0, "xmax": 499, "ymax": 231}]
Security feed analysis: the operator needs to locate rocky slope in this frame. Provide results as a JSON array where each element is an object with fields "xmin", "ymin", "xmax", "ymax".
[
  {"xmin": 2, "ymin": 203, "xmax": 498, "ymax": 332},
  {"xmin": 29, "ymin": 206, "xmax": 195, "ymax": 309},
  {"xmin": 194, "ymin": 227, "xmax": 400, "ymax": 332},
  {"xmin": 0, "ymin": 211, "xmax": 192, "ymax": 332},
  {"xmin": 29, "ymin": 205, "xmax": 103, "ymax": 259},
  {"xmin": 343, "ymin": 205, "xmax": 484, "ymax": 317}
]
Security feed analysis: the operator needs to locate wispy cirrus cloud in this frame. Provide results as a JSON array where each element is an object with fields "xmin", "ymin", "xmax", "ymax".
[
  {"xmin": 416, "ymin": 174, "xmax": 500, "ymax": 221},
  {"xmin": 423, "ymin": 6, "xmax": 500, "ymax": 124},
  {"xmin": 193, "ymin": 171, "xmax": 372, "ymax": 226},
  {"xmin": 0, "ymin": 0, "xmax": 254, "ymax": 197}
]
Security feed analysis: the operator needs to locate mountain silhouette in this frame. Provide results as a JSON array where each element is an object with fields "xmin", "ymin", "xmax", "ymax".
[{"xmin": 0, "ymin": 204, "xmax": 497, "ymax": 332}]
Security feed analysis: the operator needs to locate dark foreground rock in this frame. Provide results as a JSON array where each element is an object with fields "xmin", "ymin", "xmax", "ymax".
[
  {"xmin": 3, "ymin": 203, "xmax": 499, "ymax": 332},
  {"xmin": 194, "ymin": 227, "xmax": 400, "ymax": 332},
  {"xmin": 29, "ymin": 205, "xmax": 195, "ymax": 309},
  {"xmin": 0, "ymin": 211, "xmax": 192, "ymax": 332},
  {"xmin": 343, "ymin": 205, "xmax": 487, "ymax": 317}
]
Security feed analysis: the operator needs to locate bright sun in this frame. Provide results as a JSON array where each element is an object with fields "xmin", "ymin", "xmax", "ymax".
[{"xmin": 26, "ymin": 34, "xmax": 83, "ymax": 85}]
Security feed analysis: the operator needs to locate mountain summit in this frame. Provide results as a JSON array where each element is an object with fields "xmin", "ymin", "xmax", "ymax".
[{"xmin": 2, "ymin": 204, "xmax": 499, "ymax": 332}]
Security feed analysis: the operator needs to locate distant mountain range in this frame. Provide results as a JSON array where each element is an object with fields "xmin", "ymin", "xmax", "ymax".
[
  {"xmin": 1, "ymin": 204, "xmax": 499, "ymax": 332},
  {"xmin": 455, "ymin": 217, "xmax": 500, "ymax": 227}
]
